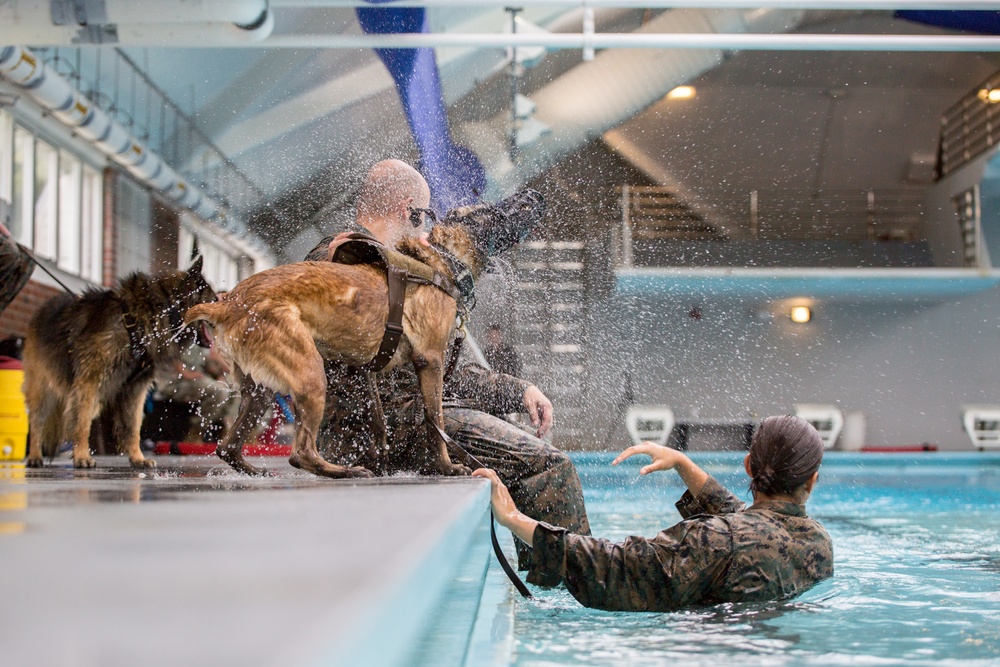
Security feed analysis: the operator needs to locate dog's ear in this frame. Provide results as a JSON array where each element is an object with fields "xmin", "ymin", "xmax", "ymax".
[{"xmin": 187, "ymin": 255, "xmax": 204, "ymax": 276}]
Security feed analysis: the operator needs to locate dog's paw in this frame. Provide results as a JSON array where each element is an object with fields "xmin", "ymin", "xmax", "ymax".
[
  {"xmin": 73, "ymin": 457, "xmax": 97, "ymax": 469},
  {"xmin": 25, "ymin": 457, "xmax": 44, "ymax": 468},
  {"xmin": 130, "ymin": 458, "xmax": 157, "ymax": 469},
  {"xmin": 443, "ymin": 463, "xmax": 472, "ymax": 476},
  {"xmin": 348, "ymin": 466, "xmax": 376, "ymax": 479}
]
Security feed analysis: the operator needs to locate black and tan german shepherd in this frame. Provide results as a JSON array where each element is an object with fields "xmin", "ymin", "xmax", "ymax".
[{"xmin": 24, "ymin": 257, "xmax": 216, "ymax": 469}]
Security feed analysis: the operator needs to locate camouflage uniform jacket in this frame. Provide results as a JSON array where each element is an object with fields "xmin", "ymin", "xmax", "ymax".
[{"xmin": 527, "ymin": 476, "xmax": 833, "ymax": 612}]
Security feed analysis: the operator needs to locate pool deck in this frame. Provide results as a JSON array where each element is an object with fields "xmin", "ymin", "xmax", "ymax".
[{"xmin": 0, "ymin": 455, "xmax": 493, "ymax": 667}]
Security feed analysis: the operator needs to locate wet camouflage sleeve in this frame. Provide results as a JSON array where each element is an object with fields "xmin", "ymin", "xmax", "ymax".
[
  {"xmin": 676, "ymin": 476, "xmax": 747, "ymax": 518},
  {"xmin": 528, "ymin": 517, "xmax": 733, "ymax": 611},
  {"xmin": 527, "ymin": 475, "xmax": 834, "ymax": 612},
  {"xmin": 445, "ymin": 362, "xmax": 530, "ymax": 416},
  {"xmin": 0, "ymin": 237, "xmax": 32, "ymax": 313}
]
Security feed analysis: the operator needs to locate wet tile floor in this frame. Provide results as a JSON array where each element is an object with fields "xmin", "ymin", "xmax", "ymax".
[{"xmin": 0, "ymin": 455, "xmax": 488, "ymax": 667}]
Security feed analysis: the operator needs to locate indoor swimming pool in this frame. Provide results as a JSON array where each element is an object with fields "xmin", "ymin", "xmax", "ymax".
[{"xmin": 427, "ymin": 452, "xmax": 1000, "ymax": 667}]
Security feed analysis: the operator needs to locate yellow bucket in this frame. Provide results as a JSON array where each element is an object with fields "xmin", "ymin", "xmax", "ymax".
[{"xmin": 0, "ymin": 369, "xmax": 28, "ymax": 461}]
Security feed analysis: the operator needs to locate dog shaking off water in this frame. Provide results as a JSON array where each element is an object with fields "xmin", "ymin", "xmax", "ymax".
[
  {"xmin": 24, "ymin": 258, "xmax": 216, "ymax": 469},
  {"xmin": 185, "ymin": 190, "xmax": 545, "ymax": 479}
]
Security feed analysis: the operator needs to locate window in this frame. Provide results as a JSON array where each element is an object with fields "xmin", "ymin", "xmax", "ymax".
[
  {"xmin": 0, "ymin": 112, "xmax": 104, "ymax": 282},
  {"xmin": 80, "ymin": 166, "xmax": 103, "ymax": 283},
  {"xmin": 12, "ymin": 126, "xmax": 32, "ymax": 245},
  {"xmin": 0, "ymin": 112, "xmax": 11, "ymax": 206},
  {"xmin": 58, "ymin": 151, "xmax": 82, "ymax": 273},
  {"xmin": 179, "ymin": 225, "xmax": 242, "ymax": 291},
  {"xmin": 114, "ymin": 175, "xmax": 151, "ymax": 277},
  {"xmin": 33, "ymin": 139, "xmax": 58, "ymax": 260}
]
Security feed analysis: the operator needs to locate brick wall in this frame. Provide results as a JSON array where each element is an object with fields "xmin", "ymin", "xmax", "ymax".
[{"xmin": 0, "ymin": 280, "xmax": 63, "ymax": 340}]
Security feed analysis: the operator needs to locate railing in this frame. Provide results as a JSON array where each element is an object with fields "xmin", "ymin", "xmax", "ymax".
[
  {"xmin": 940, "ymin": 69, "xmax": 1000, "ymax": 178},
  {"xmin": 618, "ymin": 186, "xmax": 927, "ymax": 268},
  {"xmin": 32, "ymin": 46, "xmax": 266, "ymax": 218}
]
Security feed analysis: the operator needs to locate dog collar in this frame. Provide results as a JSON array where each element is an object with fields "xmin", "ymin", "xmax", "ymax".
[{"xmin": 430, "ymin": 242, "xmax": 477, "ymax": 313}]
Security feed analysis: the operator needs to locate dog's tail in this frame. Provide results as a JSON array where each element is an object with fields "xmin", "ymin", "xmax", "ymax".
[{"xmin": 183, "ymin": 302, "xmax": 227, "ymax": 327}]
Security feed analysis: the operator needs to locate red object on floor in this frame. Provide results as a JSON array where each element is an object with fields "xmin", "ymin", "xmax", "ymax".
[
  {"xmin": 860, "ymin": 444, "xmax": 938, "ymax": 452},
  {"xmin": 154, "ymin": 442, "xmax": 292, "ymax": 456},
  {"xmin": 257, "ymin": 407, "xmax": 288, "ymax": 446}
]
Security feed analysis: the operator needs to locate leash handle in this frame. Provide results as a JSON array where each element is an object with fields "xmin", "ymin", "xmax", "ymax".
[
  {"xmin": 491, "ymin": 512, "xmax": 533, "ymax": 598},
  {"xmin": 430, "ymin": 421, "xmax": 533, "ymax": 598}
]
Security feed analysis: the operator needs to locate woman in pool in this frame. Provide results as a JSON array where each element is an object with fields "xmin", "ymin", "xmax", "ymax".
[{"xmin": 473, "ymin": 414, "xmax": 833, "ymax": 612}]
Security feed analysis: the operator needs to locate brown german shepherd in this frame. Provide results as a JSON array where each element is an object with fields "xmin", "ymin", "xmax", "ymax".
[
  {"xmin": 184, "ymin": 190, "xmax": 545, "ymax": 479},
  {"xmin": 24, "ymin": 257, "xmax": 216, "ymax": 469}
]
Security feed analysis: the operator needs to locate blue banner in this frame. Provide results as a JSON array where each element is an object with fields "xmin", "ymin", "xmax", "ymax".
[
  {"xmin": 357, "ymin": 4, "xmax": 487, "ymax": 211},
  {"xmin": 896, "ymin": 11, "xmax": 1000, "ymax": 35}
]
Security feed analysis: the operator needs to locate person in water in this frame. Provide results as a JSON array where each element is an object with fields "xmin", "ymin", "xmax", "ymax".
[{"xmin": 474, "ymin": 414, "xmax": 833, "ymax": 612}]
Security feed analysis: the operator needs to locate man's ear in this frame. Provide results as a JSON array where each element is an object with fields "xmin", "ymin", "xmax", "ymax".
[
  {"xmin": 399, "ymin": 196, "xmax": 414, "ymax": 222},
  {"xmin": 744, "ymin": 453, "xmax": 753, "ymax": 477}
]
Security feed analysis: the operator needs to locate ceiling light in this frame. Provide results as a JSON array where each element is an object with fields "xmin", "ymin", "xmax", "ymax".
[
  {"xmin": 790, "ymin": 306, "xmax": 811, "ymax": 324},
  {"xmin": 978, "ymin": 89, "xmax": 1000, "ymax": 103},
  {"xmin": 665, "ymin": 86, "xmax": 695, "ymax": 101}
]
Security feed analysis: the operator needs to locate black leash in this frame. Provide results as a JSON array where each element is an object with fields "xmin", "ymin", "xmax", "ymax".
[
  {"xmin": 431, "ymin": 421, "xmax": 533, "ymax": 598},
  {"xmin": 15, "ymin": 242, "xmax": 76, "ymax": 294}
]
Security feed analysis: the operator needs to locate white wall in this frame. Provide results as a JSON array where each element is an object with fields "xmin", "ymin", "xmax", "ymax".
[{"xmin": 581, "ymin": 288, "xmax": 1000, "ymax": 451}]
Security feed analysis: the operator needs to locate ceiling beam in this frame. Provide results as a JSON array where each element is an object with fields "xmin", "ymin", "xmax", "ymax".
[{"xmin": 261, "ymin": 32, "xmax": 1000, "ymax": 50}]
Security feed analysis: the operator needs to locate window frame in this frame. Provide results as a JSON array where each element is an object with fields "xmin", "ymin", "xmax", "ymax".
[{"xmin": 0, "ymin": 109, "xmax": 105, "ymax": 283}]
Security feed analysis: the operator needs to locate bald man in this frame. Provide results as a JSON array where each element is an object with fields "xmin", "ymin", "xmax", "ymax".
[
  {"xmin": 305, "ymin": 160, "xmax": 591, "ymax": 568},
  {"xmin": 307, "ymin": 159, "xmax": 428, "ymax": 262}
]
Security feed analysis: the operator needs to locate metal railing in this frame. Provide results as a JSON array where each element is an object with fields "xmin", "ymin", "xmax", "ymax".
[
  {"xmin": 619, "ymin": 185, "xmax": 926, "ymax": 266},
  {"xmin": 940, "ymin": 69, "xmax": 1000, "ymax": 178},
  {"xmin": 32, "ymin": 46, "xmax": 267, "ymax": 218}
]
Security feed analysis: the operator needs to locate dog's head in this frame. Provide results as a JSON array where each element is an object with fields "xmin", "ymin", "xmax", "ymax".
[
  {"xmin": 164, "ymin": 256, "xmax": 217, "ymax": 346},
  {"xmin": 438, "ymin": 188, "xmax": 545, "ymax": 266}
]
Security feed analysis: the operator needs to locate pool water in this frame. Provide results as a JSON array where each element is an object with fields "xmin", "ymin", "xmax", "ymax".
[{"xmin": 504, "ymin": 452, "xmax": 1000, "ymax": 667}]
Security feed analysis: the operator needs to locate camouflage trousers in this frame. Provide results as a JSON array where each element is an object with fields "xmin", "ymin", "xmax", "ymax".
[
  {"xmin": 442, "ymin": 407, "xmax": 592, "ymax": 568},
  {"xmin": 317, "ymin": 398, "xmax": 591, "ymax": 570}
]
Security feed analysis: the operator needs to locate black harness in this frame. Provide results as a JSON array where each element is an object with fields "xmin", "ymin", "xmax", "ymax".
[
  {"xmin": 331, "ymin": 233, "xmax": 471, "ymax": 374},
  {"xmin": 429, "ymin": 242, "xmax": 477, "ymax": 314},
  {"xmin": 120, "ymin": 300, "xmax": 153, "ymax": 380}
]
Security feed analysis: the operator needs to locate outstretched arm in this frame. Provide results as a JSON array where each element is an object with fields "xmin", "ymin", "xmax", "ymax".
[
  {"xmin": 612, "ymin": 442, "xmax": 709, "ymax": 498},
  {"xmin": 473, "ymin": 466, "xmax": 731, "ymax": 611}
]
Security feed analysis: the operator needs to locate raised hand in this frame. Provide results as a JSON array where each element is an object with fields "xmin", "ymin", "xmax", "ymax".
[{"xmin": 613, "ymin": 441, "xmax": 688, "ymax": 476}]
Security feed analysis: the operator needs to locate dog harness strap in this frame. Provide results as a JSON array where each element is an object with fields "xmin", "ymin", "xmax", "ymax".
[
  {"xmin": 119, "ymin": 301, "xmax": 151, "ymax": 368},
  {"xmin": 444, "ymin": 326, "xmax": 465, "ymax": 382},
  {"xmin": 364, "ymin": 263, "xmax": 408, "ymax": 372}
]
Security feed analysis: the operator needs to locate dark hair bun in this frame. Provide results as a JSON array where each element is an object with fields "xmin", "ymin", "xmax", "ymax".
[{"xmin": 748, "ymin": 415, "xmax": 823, "ymax": 497}]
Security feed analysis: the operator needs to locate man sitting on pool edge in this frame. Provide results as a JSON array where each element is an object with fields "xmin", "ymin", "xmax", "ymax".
[{"xmin": 473, "ymin": 415, "xmax": 833, "ymax": 612}]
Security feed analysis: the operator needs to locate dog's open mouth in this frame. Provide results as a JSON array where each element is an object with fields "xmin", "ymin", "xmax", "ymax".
[{"xmin": 195, "ymin": 321, "xmax": 213, "ymax": 348}]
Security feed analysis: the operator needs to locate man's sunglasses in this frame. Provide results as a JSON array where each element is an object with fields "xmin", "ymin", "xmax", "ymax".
[{"xmin": 409, "ymin": 207, "xmax": 438, "ymax": 228}]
